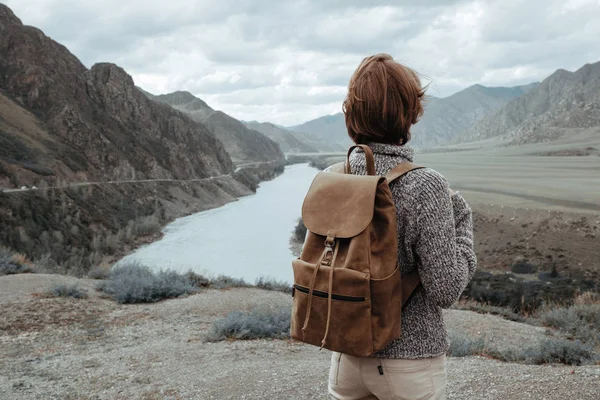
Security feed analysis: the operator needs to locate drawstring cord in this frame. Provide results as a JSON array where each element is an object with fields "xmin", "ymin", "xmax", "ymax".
[
  {"xmin": 320, "ymin": 242, "xmax": 339, "ymax": 350},
  {"xmin": 301, "ymin": 246, "xmax": 329, "ymax": 336},
  {"xmin": 301, "ymin": 237, "xmax": 338, "ymax": 345}
]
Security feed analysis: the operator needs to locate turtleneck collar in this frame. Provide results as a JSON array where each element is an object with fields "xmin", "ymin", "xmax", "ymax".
[{"xmin": 354, "ymin": 142, "xmax": 415, "ymax": 162}]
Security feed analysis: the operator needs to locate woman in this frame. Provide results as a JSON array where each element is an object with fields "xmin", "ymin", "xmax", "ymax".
[{"xmin": 327, "ymin": 54, "xmax": 477, "ymax": 400}]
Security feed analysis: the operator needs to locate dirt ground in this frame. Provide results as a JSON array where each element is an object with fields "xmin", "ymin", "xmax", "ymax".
[
  {"xmin": 1, "ymin": 274, "xmax": 599, "ymax": 400},
  {"xmin": 418, "ymin": 138, "xmax": 600, "ymax": 279}
]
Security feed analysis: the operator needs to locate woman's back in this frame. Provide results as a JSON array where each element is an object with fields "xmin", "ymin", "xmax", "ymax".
[
  {"xmin": 346, "ymin": 142, "xmax": 476, "ymax": 359},
  {"xmin": 325, "ymin": 53, "xmax": 477, "ymax": 400}
]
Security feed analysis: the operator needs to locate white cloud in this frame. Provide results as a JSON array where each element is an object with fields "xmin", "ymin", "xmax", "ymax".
[{"xmin": 5, "ymin": 0, "xmax": 600, "ymax": 125}]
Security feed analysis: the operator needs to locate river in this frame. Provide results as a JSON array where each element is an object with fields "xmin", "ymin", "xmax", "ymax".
[{"xmin": 118, "ymin": 163, "xmax": 319, "ymax": 284}]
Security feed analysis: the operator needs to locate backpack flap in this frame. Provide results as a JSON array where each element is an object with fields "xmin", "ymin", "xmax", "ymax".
[{"xmin": 302, "ymin": 172, "xmax": 385, "ymax": 238}]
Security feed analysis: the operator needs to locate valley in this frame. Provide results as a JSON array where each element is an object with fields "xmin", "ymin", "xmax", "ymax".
[{"xmin": 0, "ymin": 2, "xmax": 599, "ymax": 399}]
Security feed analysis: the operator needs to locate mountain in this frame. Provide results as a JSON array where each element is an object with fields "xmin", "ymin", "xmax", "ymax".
[
  {"xmin": 243, "ymin": 121, "xmax": 318, "ymax": 153},
  {"xmin": 150, "ymin": 91, "xmax": 284, "ymax": 163},
  {"xmin": 289, "ymin": 113, "xmax": 351, "ymax": 149},
  {"xmin": 289, "ymin": 84, "xmax": 537, "ymax": 149},
  {"xmin": 411, "ymin": 83, "xmax": 537, "ymax": 148},
  {"xmin": 456, "ymin": 62, "xmax": 600, "ymax": 145},
  {"xmin": 0, "ymin": 5, "xmax": 234, "ymax": 184}
]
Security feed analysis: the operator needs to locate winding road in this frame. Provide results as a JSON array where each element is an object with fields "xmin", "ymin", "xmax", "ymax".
[{"xmin": 1, "ymin": 161, "xmax": 278, "ymax": 194}]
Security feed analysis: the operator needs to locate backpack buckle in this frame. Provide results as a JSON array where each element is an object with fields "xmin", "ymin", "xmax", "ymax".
[{"xmin": 321, "ymin": 237, "xmax": 336, "ymax": 266}]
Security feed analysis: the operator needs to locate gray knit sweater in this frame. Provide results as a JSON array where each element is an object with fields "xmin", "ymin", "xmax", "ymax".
[{"xmin": 333, "ymin": 142, "xmax": 477, "ymax": 359}]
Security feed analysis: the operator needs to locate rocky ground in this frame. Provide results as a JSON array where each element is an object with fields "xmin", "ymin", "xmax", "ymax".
[
  {"xmin": 471, "ymin": 204, "xmax": 600, "ymax": 280},
  {"xmin": 1, "ymin": 274, "xmax": 598, "ymax": 400}
]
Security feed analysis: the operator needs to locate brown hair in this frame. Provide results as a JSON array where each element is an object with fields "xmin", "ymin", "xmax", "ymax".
[{"xmin": 343, "ymin": 53, "xmax": 426, "ymax": 145}]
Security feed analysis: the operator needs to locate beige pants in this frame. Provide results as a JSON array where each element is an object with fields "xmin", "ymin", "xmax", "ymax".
[{"xmin": 328, "ymin": 352, "xmax": 446, "ymax": 400}]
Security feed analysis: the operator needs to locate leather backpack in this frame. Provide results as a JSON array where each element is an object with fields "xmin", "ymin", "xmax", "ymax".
[{"xmin": 291, "ymin": 144, "xmax": 423, "ymax": 357}]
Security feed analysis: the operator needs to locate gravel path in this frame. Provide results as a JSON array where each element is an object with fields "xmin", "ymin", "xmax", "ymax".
[{"xmin": 1, "ymin": 274, "xmax": 598, "ymax": 399}]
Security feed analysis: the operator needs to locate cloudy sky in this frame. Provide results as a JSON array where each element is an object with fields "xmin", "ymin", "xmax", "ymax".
[{"xmin": 6, "ymin": 0, "xmax": 600, "ymax": 126}]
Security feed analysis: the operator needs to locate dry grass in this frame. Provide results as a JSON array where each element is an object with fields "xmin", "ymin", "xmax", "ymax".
[{"xmin": 9, "ymin": 253, "xmax": 32, "ymax": 266}]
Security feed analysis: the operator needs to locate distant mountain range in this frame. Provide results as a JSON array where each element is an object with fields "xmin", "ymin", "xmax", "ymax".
[
  {"xmin": 455, "ymin": 62, "xmax": 600, "ymax": 145},
  {"xmin": 242, "ymin": 121, "xmax": 318, "ymax": 153},
  {"xmin": 147, "ymin": 91, "xmax": 284, "ymax": 163},
  {"xmin": 287, "ymin": 83, "xmax": 539, "ymax": 149},
  {"xmin": 243, "ymin": 121, "xmax": 346, "ymax": 153},
  {"xmin": 411, "ymin": 83, "xmax": 539, "ymax": 148},
  {"xmin": 288, "ymin": 114, "xmax": 352, "ymax": 149}
]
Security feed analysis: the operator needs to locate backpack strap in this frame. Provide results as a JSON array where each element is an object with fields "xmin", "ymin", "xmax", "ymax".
[
  {"xmin": 385, "ymin": 162, "xmax": 425, "ymax": 183},
  {"xmin": 346, "ymin": 145, "xmax": 376, "ymax": 175}
]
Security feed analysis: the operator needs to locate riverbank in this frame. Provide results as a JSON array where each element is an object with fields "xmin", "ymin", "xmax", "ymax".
[
  {"xmin": 1, "ymin": 273, "xmax": 599, "ymax": 400},
  {"xmin": 0, "ymin": 163, "xmax": 284, "ymax": 276}
]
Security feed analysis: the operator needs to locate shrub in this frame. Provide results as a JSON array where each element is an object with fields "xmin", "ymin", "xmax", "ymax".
[
  {"xmin": 293, "ymin": 218, "xmax": 307, "ymax": 243},
  {"xmin": 511, "ymin": 260, "xmax": 538, "ymax": 274},
  {"xmin": 255, "ymin": 277, "xmax": 293, "ymax": 294},
  {"xmin": 463, "ymin": 271, "xmax": 590, "ymax": 312},
  {"xmin": 210, "ymin": 275, "xmax": 250, "ymax": 289},
  {"xmin": 448, "ymin": 330, "xmax": 598, "ymax": 365},
  {"xmin": 131, "ymin": 214, "xmax": 161, "ymax": 236},
  {"xmin": 0, "ymin": 247, "xmax": 35, "ymax": 275},
  {"xmin": 186, "ymin": 271, "xmax": 210, "ymax": 288},
  {"xmin": 539, "ymin": 304, "xmax": 600, "ymax": 345},
  {"xmin": 35, "ymin": 253, "xmax": 65, "ymax": 275},
  {"xmin": 47, "ymin": 284, "xmax": 88, "ymax": 299},
  {"xmin": 98, "ymin": 262, "xmax": 196, "ymax": 304},
  {"xmin": 452, "ymin": 300, "xmax": 529, "ymax": 323},
  {"xmin": 205, "ymin": 305, "xmax": 291, "ymax": 342},
  {"xmin": 88, "ymin": 265, "xmax": 111, "ymax": 280},
  {"xmin": 448, "ymin": 331, "xmax": 485, "ymax": 357},
  {"xmin": 522, "ymin": 338, "xmax": 598, "ymax": 366}
]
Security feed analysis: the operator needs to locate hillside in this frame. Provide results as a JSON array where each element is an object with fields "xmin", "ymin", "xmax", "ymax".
[
  {"xmin": 243, "ymin": 121, "xmax": 318, "ymax": 153},
  {"xmin": 458, "ymin": 62, "xmax": 600, "ymax": 145},
  {"xmin": 0, "ymin": 4, "xmax": 281, "ymax": 272},
  {"xmin": 289, "ymin": 84, "xmax": 535, "ymax": 149},
  {"xmin": 0, "ymin": 6, "xmax": 234, "ymax": 187},
  {"xmin": 412, "ymin": 83, "xmax": 537, "ymax": 148},
  {"xmin": 289, "ymin": 113, "xmax": 351, "ymax": 149},
  {"xmin": 151, "ymin": 91, "xmax": 284, "ymax": 163}
]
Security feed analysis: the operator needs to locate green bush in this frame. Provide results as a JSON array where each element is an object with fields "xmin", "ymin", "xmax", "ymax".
[
  {"xmin": 98, "ymin": 262, "xmax": 196, "ymax": 304},
  {"xmin": 293, "ymin": 218, "xmax": 307, "ymax": 243},
  {"xmin": 205, "ymin": 305, "xmax": 291, "ymax": 342},
  {"xmin": 47, "ymin": 284, "xmax": 88, "ymax": 299}
]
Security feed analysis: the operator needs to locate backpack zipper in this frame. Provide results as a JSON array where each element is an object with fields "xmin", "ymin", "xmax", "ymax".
[{"xmin": 293, "ymin": 284, "xmax": 365, "ymax": 302}]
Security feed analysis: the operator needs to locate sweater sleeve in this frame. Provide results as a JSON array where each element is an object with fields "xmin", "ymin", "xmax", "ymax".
[{"xmin": 413, "ymin": 171, "xmax": 477, "ymax": 308}]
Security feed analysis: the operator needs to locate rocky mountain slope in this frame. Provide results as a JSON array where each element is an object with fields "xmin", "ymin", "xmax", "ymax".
[
  {"xmin": 0, "ymin": 4, "xmax": 281, "ymax": 271},
  {"xmin": 150, "ymin": 91, "xmax": 284, "ymax": 163},
  {"xmin": 0, "ymin": 6, "xmax": 235, "ymax": 187},
  {"xmin": 289, "ymin": 113, "xmax": 352, "ymax": 149},
  {"xmin": 242, "ymin": 121, "xmax": 318, "ymax": 153},
  {"xmin": 413, "ymin": 83, "xmax": 537, "ymax": 147},
  {"xmin": 289, "ymin": 84, "xmax": 535, "ymax": 149},
  {"xmin": 457, "ymin": 62, "xmax": 600, "ymax": 145}
]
